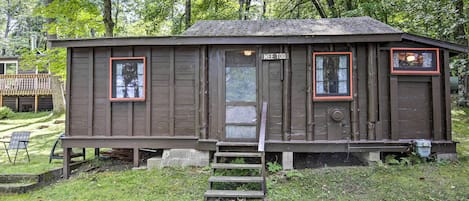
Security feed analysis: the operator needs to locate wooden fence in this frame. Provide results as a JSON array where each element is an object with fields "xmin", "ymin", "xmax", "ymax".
[{"xmin": 0, "ymin": 74, "xmax": 52, "ymax": 96}]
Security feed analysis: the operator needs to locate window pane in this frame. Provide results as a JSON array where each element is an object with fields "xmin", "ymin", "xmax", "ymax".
[
  {"xmin": 111, "ymin": 58, "xmax": 145, "ymax": 99},
  {"xmin": 316, "ymin": 69, "xmax": 323, "ymax": 81},
  {"xmin": 226, "ymin": 106, "xmax": 256, "ymax": 123},
  {"xmin": 392, "ymin": 49, "xmax": 437, "ymax": 72},
  {"xmin": 315, "ymin": 54, "xmax": 350, "ymax": 96},
  {"xmin": 226, "ymin": 126, "xmax": 256, "ymax": 139},
  {"xmin": 226, "ymin": 67, "xmax": 256, "ymax": 102},
  {"xmin": 338, "ymin": 81, "xmax": 348, "ymax": 94},
  {"xmin": 6, "ymin": 63, "xmax": 16, "ymax": 74}
]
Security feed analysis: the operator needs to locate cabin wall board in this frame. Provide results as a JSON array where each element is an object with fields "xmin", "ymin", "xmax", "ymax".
[
  {"xmin": 65, "ymin": 40, "xmax": 454, "ymax": 144},
  {"xmin": 290, "ymin": 45, "xmax": 307, "ymax": 140},
  {"xmin": 69, "ymin": 46, "xmax": 199, "ymax": 138}
]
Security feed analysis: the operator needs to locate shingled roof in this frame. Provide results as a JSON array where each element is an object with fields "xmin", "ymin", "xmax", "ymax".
[{"xmin": 182, "ymin": 16, "xmax": 402, "ymax": 37}]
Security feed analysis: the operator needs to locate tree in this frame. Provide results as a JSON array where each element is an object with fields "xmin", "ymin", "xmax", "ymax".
[{"xmin": 103, "ymin": 0, "xmax": 114, "ymax": 37}]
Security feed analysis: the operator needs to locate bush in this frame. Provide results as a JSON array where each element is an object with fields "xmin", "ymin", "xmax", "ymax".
[{"xmin": 0, "ymin": 106, "xmax": 13, "ymax": 119}]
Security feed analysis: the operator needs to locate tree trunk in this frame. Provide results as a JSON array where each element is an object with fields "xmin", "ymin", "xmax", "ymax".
[
  {"xmin": 454, "ymin": 0, "xmax": 467, "ymax": 45},
  {"xmin": 185, "ymin": 0, "xmax": 191, "ymax": 29},
  {"xmin": 103, "ymin": 0, "xmax": 114, "ymax": 37},
  {"xmin": 44, "ymin": 0, "xmax": 56, "ymax": 49},
  {"xmin": 238, "ymin": 0, "xmax": 244, "ymax": 20},
  {"xmin": 114, "ymin": 0, "xmax": 119, "ymax": 34},
  {"xmin": 327, "ymin": 0, "xmax": 338, "ymax": 18},
  {"xmin": 244, "ymin": 0, "xmax": 251, "ymax": 20},
  {"xmin": 311, "ymin": 0, "xmax": 327, "ymax": 18},
  {"xmin": 344, "ymin": 0, "xmax": 353, "ymax": 11}
]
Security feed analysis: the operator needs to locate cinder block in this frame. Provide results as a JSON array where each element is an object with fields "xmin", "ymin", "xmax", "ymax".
[
  {"xmin": 160, "ymin": 149, "xmax": 209, "ymax": 168},
  {"xmin": 352, "ymin": 152, "xmax": 381, "ymax": 165},
  {"xmin": 436, "ymin": 153, "xmax": 457, "ymax": 161},
  {"xmin": 147, "ymin": 157, "xmax": 162, "ymax": 169},
  {"xmin": 282, "ymin": 152, "xmax": 294, "ymax": 170}
]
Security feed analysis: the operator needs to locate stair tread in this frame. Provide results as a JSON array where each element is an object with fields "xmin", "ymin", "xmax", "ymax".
[
  {"xmin": 212, "ymin": 163, "xmax": 262, "ymax": 169},
  {"xmin": 215, "ymin": 152, "xmax": 262, "ymax": 157},
  {"xmin": 0, "ymin": 182, "xmax": 37, "ymax": 188},
  {"xmin": 209, "ymin": 176, "xmax": 263, "ymax": 183},
  {"xmin": 216, "ymin": 142, "xmax": 258, "ymax": 146},
  {"xmin": 204, "ymin": 190, "xmax": 264, "ymax": 198}
]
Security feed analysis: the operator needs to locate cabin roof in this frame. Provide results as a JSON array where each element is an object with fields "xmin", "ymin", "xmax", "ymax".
[
  {"xmin": 182, "ymin": 17, "xmax": 402, "ymax": 37},
  {"xmin": 49, "ymin": 17, "xmax": 467, "ymax": 54}
]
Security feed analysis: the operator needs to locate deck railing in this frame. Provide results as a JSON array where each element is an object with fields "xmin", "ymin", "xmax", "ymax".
[{"xmin": 0, "ymin": 74, "xmax": 52, "ymax": 96}]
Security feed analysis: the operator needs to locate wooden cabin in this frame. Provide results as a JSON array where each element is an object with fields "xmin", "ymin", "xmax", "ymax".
[
  {"xmin": 51, "ymin": 17, "xmax": 467, "ymax": 178},
  {"xmin": 0, "ymin": 57, "xmax": 54, "ymax": 112}
]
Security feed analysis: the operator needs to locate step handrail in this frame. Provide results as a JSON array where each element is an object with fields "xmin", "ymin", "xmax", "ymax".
[
  {"xmin": 258, "ymin": 101, "xmax": 267, "ymax": 152},
  {"xmin": 258, "ymin": 101, "xmax": 267, "ymax": 196}
]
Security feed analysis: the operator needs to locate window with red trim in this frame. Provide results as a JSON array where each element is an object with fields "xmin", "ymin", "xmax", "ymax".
[
  {"xmin": 390, "ymin": 48, "xmax": 440, "ymax": 75},
  {"xmin": 109, "ymin": 57, "xmax": 146, "ymax": 101},
  {"xmin": 313, "ymin": 52, "xmax": 353, "ymax": 101}
]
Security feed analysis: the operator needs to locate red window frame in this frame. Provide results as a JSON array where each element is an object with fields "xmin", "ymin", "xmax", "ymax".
[
  {"xmin": 312, "ymin": 52, "xmax": 353, "ymax": 101},
  {"xmin": 390, "ymin": 48, "xmax": 440, "ymax": 75},
  {"xmin": 109, "ymin": 57, "xmax": 146, "ymax": 101}
]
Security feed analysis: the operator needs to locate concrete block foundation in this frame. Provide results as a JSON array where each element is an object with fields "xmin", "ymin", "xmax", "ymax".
[
  {"xmin": 352, "ymin": 152, "xmax": 381, "ymax": 165},
  {"xmin": 147, "ymin": 149, "xmax": 209, "ymax": 169},
  {"xmin": 282, "ymin": 152, "xmax": 293, "ymax": 170}
]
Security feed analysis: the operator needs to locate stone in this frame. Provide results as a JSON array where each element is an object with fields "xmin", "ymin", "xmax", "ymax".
[
  {"xmin": 352, "ymin": 152, "xmax": 381, "ymax": 165},
  {"xmin": 282, "ymin": 152, "xmax": 294, "ymax": 170},
  {"xmin": 436, "ymin": 153, "xmax": 457, "ymax": 162},
  {"xmin": 160, "ymin": 149, "xmax": 209, "ymax": 168},
  {"xmin": 147, "ymin": 157, "xmax": 162, "ymax": 169}
]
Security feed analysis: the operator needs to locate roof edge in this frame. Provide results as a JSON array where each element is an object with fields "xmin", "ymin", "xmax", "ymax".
[{"xmin": 402, "ymin": 33, "xmax": 468, "ymax": 54}]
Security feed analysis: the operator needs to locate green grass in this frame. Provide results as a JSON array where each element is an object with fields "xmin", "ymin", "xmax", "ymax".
[
  {"xmin": 0, "ymin": 108, "xmax": 468, "ymax": 200},
  {"xmin": 268, "ymin": 162, "xmax": 469, "ymax": 201},
  {"xmin": 1, "ymin": 167, "xmax": 209, "ymax": 201},
  {"xmin": 451, "ymin": 107, "xmax": 469, "ymax": 161},
  {"xmin": 0, "ymin": 112, "xmax": 67, "ymax": 174}
]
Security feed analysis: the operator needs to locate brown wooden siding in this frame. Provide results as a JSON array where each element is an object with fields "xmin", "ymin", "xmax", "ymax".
[
  {"xmin": 69, "ymin": 46, "xmax": 199, "ymax": 138},
  {"xmin": 67, "ymin": 41, "xmax": 453, "ymax": 143}
]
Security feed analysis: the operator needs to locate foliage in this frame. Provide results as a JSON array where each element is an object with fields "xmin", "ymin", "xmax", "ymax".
[
  {"xmin": 267, "ymin": 161, "xmax": 282, "ymax": 174},
  {"xmin": 451, "ymin": 107, "xmax": 469, "ymax": 161},
  {"xmin": 20, "ymin": 48, "xmax": 67, "ymax": 80},
  {"xmin": 0, "ymin": 106, "xmax": 13, "ymax": 119},
  {"xmin": 35, "ymin": 0, "xmax": 105, "ymax": 39}
]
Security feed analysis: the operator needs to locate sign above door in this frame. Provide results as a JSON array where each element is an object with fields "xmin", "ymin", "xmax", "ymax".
[{"xmin": 262, "ymin": 53, "xmax": 288, "ymax": 60}]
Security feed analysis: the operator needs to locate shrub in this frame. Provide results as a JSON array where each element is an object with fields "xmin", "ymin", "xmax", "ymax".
[
  {"xmin": 267, "ymin": 161, "xmax": 283, "ymax": 174},
  {"xmin": 0, "ymin": 106, "xmax": 13, "ymax": 119}
]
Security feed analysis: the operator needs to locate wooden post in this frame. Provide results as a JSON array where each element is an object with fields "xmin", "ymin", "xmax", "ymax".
[
  {"xmin": 34, "ymin": 95, "xmax": 38, "ymax": 113},
  {"xmin": 133, "ymin": 147, "xmax": 139, "ymax": 167},
  {"xmin": 169, "ymin": 47, "xmax": 175, "ymax": 136},
  {"xmin": 432, "ymin": 77, "xmax": 442, "ymax": 140},
  {"xmin": 94, "ymin": 148, "xmax": 100, "ymax": 158},
  {"xmin": 106, "ymin": 48, "xmax": 112, "ymax": 136},
  {"xmin": 282, "ymin": 45, "xmax": 291, "ymax": 141},
  {"xmin": 88, "ymin": 48, "xmax": 94, "ymax": 136},
  {"xmin": 145, "ymin": 49, "xmax": 152, "ymax": 136},
  {"xmin": 367, "ymin": 44, "xmax": 377, "ymax": 140},
  {"xmin": 390, "ymin": 76, "xmax": 399, "ymax": 140},
  {"xmin": 306, "ymin": 45, "xmax": 313, "ymax": 141},
  {"xmin": 0, "ymin": 95, "xmax": 3, "ymax": 108},
  {"xmin": 66, "ymin": 48, "xmax": 72, "ymax": 136},
  {"xmin": 350, "ymin": 45, "xmax": 359, "ymax": 140},
  {"xmin": 443, "ymin": 50, "xmax": 451, "ymax": 140},
  {"xmin": 63, "ymin": 147, "xmax": 71, "ymax": 179},
  {"xmin": 199, "ymin": 46, "xmax": 208, "ymax": 139}
]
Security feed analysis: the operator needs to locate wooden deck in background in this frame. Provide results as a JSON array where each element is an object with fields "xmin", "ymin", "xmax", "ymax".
[{"xmin": 0, "ymin": 74, "xmax": 52, "ymax": 96}]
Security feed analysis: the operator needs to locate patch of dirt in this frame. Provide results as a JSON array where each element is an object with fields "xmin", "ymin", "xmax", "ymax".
[{"xmin": 293, "ymin": 153, "xmax": 364, "ymax": 169}]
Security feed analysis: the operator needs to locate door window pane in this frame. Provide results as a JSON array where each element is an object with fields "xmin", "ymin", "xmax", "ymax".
[
  {"xmin": 226, "ymin": 106, "xmax": 257, "ymax": 123},
  {"xmin": 226, "ymin": 126, "xmax": 256, "ymax": 139},
  {"xmin": 314, "ymin": 53, "xmax": 351, "ymax": 97},
  {"xmin": 226, "ymin": 67, "xmax": 256, "ymax": 102}
]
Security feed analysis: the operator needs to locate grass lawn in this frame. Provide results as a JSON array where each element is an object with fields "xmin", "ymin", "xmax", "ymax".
[
  {"xmin": 0, "ymin": 112, "xmax": 66, "ymax": 174},
  {"xmin": 0, "ymin": 108, "xmax": 468, "ymax": 200}
]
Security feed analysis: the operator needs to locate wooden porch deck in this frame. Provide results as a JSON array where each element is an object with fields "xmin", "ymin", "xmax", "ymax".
[{"xmin": 0, "ymin": 74, "xmax": 52, "ymax": 96}]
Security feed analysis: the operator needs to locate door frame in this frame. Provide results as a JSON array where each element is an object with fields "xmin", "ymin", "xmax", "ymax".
[{"xmin": 220, "ymin": 46, "xmax": 261, "ymax": 142}]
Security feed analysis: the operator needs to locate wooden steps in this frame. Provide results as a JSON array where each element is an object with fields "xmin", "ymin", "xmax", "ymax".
[
  {"xmin": 209, "ymin": 176, "xmax": 263, "ymax": 183},
  {"xmin": 211, "ymin": 163, "xmax": 262, "ymax": 170},
  {"xmin": 205, "ymin": 190, "xmax": 265, "ymax": 198},
  {"xmin": 205, "ymin": 142, "xmax": 266, "ymax": 200},
  {"xmin": 215, "ymin": 152, "xmax": 262, "ymax": 158}
]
